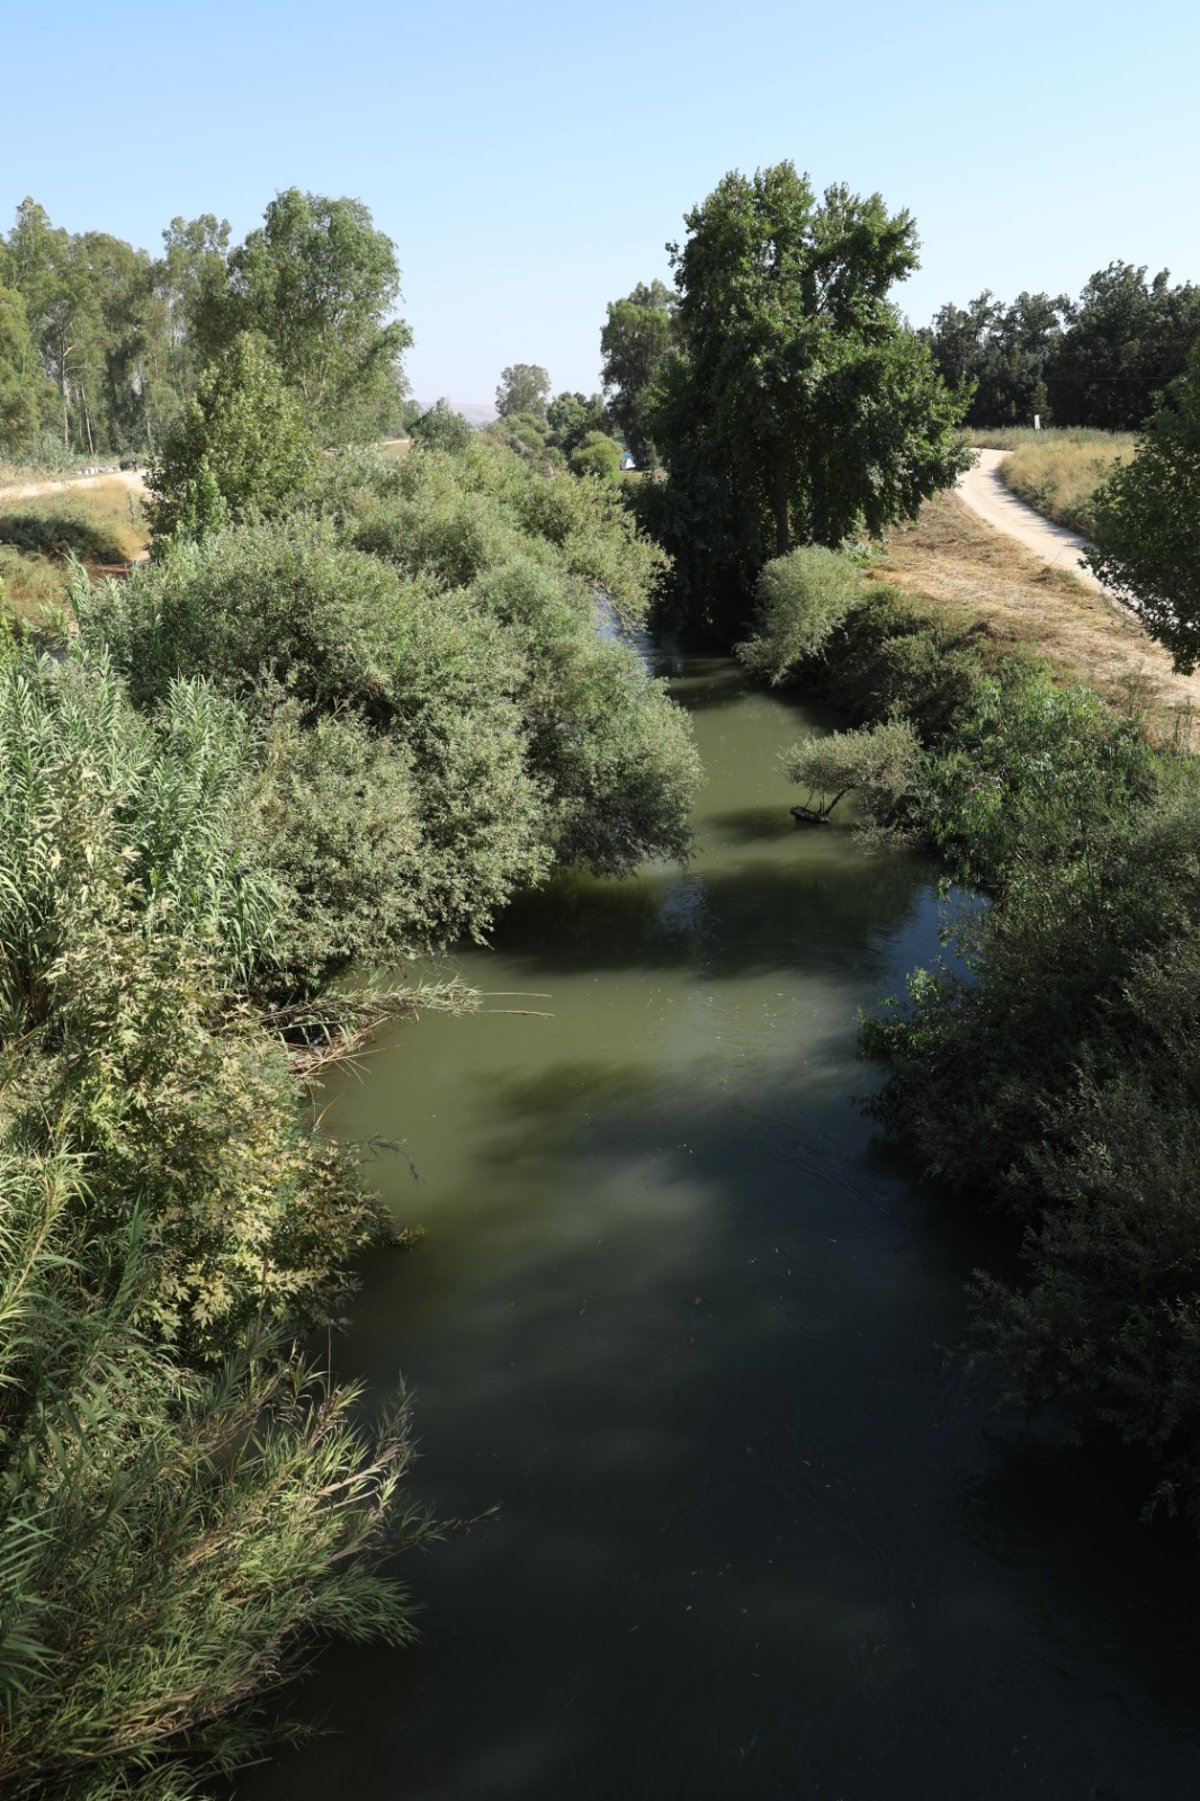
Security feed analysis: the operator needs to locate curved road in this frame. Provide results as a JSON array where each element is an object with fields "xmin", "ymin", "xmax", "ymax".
[{"xmin": 956, "ymin": 447, "xmax": 1107, "ymax": 593}]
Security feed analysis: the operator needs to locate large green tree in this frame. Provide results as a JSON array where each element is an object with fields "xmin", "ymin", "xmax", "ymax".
[
  {"xmin": 495, "ymin": 362, "xmax": 550, "ymax": 418},
  {"xmin": 599, "ymin": 278, "xmax": 674, "ymax": 467},
  {"xmin": 648, "ymin": 164, "xmax": 969, "ymax": 626},
  {"xmin": 1086, "ymin": 341, "xmax": 1200, "ymax": 669},
  {"xmin": 200, "ymin": 190, "xmax": 411, "ymax": 443},
  {"xmin": 0, "ymin": 285, "xmax": 50, "ymax": 451}
]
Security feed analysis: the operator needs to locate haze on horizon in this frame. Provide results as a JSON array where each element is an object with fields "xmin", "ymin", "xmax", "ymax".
[{"xmin": 4, "ymin": 0, "xmax": 1196, "ymax": 406}]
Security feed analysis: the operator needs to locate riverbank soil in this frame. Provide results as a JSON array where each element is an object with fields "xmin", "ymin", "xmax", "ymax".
[{"xmin": 876, "ymin": 491, "xmax": 1200, "ymax": 734}]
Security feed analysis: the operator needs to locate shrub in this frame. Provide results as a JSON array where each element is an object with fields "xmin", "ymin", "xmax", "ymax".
[
  {"xmin": 737, "ymin": 545, "xmax": 865, "ymax": 682},
  {"xmin": 0, "ymin": 1137, "xmax": 427, "ymax": 1800},
  {"xmin": 785, "ymin": 718, "xmax": 921, "ymax": 822},
  {"xmin": 146, "ymin": 332, "xmax": 316, "ymax": 542}
]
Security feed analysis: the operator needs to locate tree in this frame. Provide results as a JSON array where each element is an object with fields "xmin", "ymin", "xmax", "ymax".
[
  {"xmin": 599, "ymin": 278, "xmax": 674, "ymax": 466},
  {"xmin": 146, "ymin": 331, "xmax": 315, "ymax": 540},
  {"xmin": 1086, "ymin": 342, "xmax": 1200, "ymax": 670},
  {"xmin": 1048, "ymin": 263, "xmax": 1200, "ymax": 429},
  {"xmin": 569, "ymin": 430, "xmax": 622, "ymax": 481},
  {"xmin": 546, "ymin": 389, "xmax": 607, "ymax": 458},
  {"xmin": 924, "ymin": 290, "xmax": 1068, "ymax": 426},
  {"xmin": 411, "ymin": 396, "xmax": 473, "ymax": 452},
  {"xmin": 0, "ymin": 286, "xmax": 50, "ymax": 451},
  {"xmin": 649, "ymin": 164, "xmax": 969, "ymax": 627},
  {"xmin": 200, "ymin": 190, "xmax": 412, "ymax": 443},
  {"xmin": 495, "ymin": 362, "xmax": 550, "ymax": 418}
]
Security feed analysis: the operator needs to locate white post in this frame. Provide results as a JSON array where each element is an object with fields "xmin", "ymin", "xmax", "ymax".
[{"xmin": 1034, "ymin": 413, "xmax": 1041, "ymax": 431}]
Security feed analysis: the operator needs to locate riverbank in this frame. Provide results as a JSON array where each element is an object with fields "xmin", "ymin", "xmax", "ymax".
[{"xmin": 874, "ymin": 489, "xmax": 1200, "ymax": 731}]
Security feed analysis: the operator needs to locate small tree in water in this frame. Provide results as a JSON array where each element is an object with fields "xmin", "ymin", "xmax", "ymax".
[{"xmin": 785, "ymin": 718, "xmax": 920, "ymax": 824}]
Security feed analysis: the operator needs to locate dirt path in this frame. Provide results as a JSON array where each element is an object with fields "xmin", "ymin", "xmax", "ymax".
[
  {"xmin": 0, "ymin": 468, "xmax": 147, "ymax": 504},
  {"xmin": 956, "ymin": 447, "xmax": 1106, "ymax": 592}
]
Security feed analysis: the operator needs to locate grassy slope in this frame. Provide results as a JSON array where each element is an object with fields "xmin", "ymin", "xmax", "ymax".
[
  {"xmin": 874, "ymin": 488, "xmax": 1200, "ymax": 735},
  {"xmin": 0, "ymin": 478, "xmax": 149, "ymax": 625}
]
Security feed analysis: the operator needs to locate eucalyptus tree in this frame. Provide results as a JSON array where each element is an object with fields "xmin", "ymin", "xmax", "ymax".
[
  {"xmin": 495, "ymin": 362, "xmax": 550, "ymax": 418},
  {"xmin": 199, "ymin": 190, "xmax": 412, "ymax": 443}
]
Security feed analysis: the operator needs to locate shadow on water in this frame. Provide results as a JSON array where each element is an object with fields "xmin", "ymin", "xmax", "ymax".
[
  {"xmin": 491, "ymin": 853, "xmax": 937, "ymax": 988},
  {"xmin": 240, "ymin": 648, "xmax": 1200, "ymax": 1801},
  {"xmin": 251, "ymin": 1056, "xmax": 1200, "ymax": 1801}
]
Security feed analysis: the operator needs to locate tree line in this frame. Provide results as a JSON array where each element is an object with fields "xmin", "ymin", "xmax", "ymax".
[
  {"xmin": 920, "ymin": 263, "xmax": 1200, "ymax": 430},
  {"xmin": 0, "ymin": 189, "xmax": 412, "ymax": 462}
]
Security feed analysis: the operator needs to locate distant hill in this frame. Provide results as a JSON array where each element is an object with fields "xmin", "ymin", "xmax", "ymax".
[{"xmin": 413, "ymin": 400, "xmax": 497, "ymax": 426}]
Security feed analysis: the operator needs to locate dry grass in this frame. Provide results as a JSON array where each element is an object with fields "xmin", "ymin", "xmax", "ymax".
[
  {"xmin": 874, "ymin": 489, "xmax": 1200, "ymax": 738},
  {"xmin": 0, "ymin": 479, "xmax": 149, "ymax": 627},
  {"xmin": 998, "ymin": 432, "xmax": 1134, "ymax": 536}
]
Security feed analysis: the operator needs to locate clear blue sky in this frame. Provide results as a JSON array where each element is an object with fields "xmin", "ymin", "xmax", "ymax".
[{"xmin": 5, "ymin": 0, "xmax": 1197, "ymax": 406}]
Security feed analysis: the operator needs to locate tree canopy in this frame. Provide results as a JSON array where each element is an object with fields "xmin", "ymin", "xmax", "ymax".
[
  {"xmin": 643, "ymin": 163, "xmax": 969, "ymax": 629},
  {"xmin": 145, "ymin": 330, "xmax": 316, "ymax": 540},
  {"xmin": 199, "ymin": 190, "xmax": 411, "ymax": 443},
  {"xmin": 495, "ymin": 362, "xmax": 550, "ymax": 418},
  {"xmin": 600, "ymin": 279, "xmax": 674, "ymax": 467}
]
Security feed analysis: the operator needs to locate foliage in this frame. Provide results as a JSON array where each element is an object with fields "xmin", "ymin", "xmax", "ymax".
[
  {"xmin": 569, "ymin": 431, "xmax": 622, "ymax": 481},
  {"xmin": 546, "ymin": 390, "xmax": 608, "ymax": 459},
  {"xmin": 737, "ymin": 545, "xmax": 865, "ymax": 682},
  {"xmin": 599, "ymin": 280, "xmax": 675, "ymax": 468},
  {"xmin": 198, "ymin": 190, "xmax": 412, "ymax": 443},
  {"xmin": 821, "ymin": 573, "xmax": 1200, "ymax": 1519},
  {"xmin": 495, "ymin": 364, "xmax": 550, "ymax": 419},
  {"xmin": 0, "ymin": 285, "xmax": 52, "ymax": 452},
  {"xmin": 0, "ymin": 1138, "xmax": 427, "ymax": 1799},
  {"xmin": 785, "ymin": 718, "xmax": 920, "ymax": 821},
  {"xmin": 925, "ymin": 264, "xmax": 1200, "ymax": 430},
  {"xmin": 145, "ymin": 332, "xmax": 315, "ymax": 541},
  {"xmin": 648, "ymin": 163, "xmax": 970, "ymax": 631},
  {"xmin": 1049, "ymin": 262, "xmax": 1200, "ymax": 430},
  {"xmin": 922, "ymin": 290, "xmax": 1068, "ymax": 427},
  {"xmin": 917, "ymin": 666, "xmax": 1154, "ymax": 889},
  {"xmin": 411, "ymin": 397, "xmax": 473, "ymax": 453},
  {"xmin": 78, "ymin": 441, "xmax": 694, "ymax": 977},
  {"xmin": 0, "ymin": 653, "xmax": 278, "ymax": 1029},
  {"xmin": 1086, "ymin": 344, "xmax": 1200, "ymax": 670}
]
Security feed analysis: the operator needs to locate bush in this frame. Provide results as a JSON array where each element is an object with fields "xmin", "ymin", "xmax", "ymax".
[
  {"xmin": 785, "ymin": 718, "xmax": 921, "ymax": 822},
  {"xmin": 0, "ymin": 1137, "xmax": 427, "ymax": 1800},
  {"xmin": 76, "ymin": 445, "xmax": 697, "ymax": 980},
  {"xmin": 737, "ymin": 545, "xmax": 865, "ymax": 682},
  {"xmin": 569, "ymin": 431, "xmax": 622, "ymax": 481}
]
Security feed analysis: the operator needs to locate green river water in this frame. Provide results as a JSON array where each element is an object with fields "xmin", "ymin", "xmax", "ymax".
[{"xmin": 249, "ymin": 647, "xmax": 1200, "ymax": 1800}]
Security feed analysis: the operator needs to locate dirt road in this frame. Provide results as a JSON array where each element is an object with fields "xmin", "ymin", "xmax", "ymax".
[{"xmin": 956, "ymin": 447, "xmax": 1106, "ymax": 592}]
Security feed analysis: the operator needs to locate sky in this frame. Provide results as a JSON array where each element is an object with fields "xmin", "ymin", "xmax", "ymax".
[{"xmin": 3, "ymin": 0, "xmax": 1198, "ymax": 406}]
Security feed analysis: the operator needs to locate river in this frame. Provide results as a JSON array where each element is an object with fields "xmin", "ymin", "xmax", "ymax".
[{"xmin": 249, "ymin": 647, "xmax": 1200, "ymax": 1800}]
